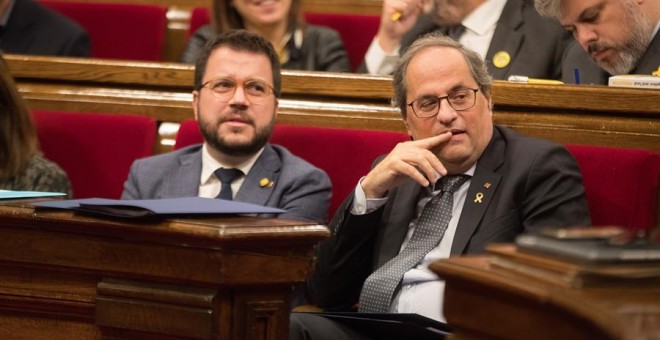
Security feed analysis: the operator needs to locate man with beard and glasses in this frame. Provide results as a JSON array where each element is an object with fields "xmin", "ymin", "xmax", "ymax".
[
  {"xmin": 122, "ymin": 30, "xmax": 331, "ymax": 223},
  {"xmin": 535, "ymin": 0, "xmax": 659, "ymax": 85},
  {"xmin": 359, "ymin": 0, "xmax": 572, "ymax": 81}
]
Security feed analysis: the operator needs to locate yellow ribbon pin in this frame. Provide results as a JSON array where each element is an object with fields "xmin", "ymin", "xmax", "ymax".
[
  {"xmin": 493, "ymin": 51, "xmax": 511, "ymax": 69},
  {"xmin": 474, "ymin": 193, "xmax": 484, "ymax": 203},
  {"xmin": 652, "ymin": 66, "xmax": 660, "ymax": 76},
  {"xmin": 259, "ymin": 178, "xmax": 270, "ymax": 187}
]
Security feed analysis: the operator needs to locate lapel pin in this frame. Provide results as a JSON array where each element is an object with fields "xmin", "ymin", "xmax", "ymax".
[
  {"xmin": 474, "ymin": 192, "xmax": 484, "ymax": 203},
  {"xmin": 484, "ymin": 182, "xmax": 491, "ymax": 189},
  {"xmin": 259, "ymin": 178, "xmax": 270, "ymax": 187},
  {"xmin": 493, "ymin": 51, "xmax": 510, "ymax": 69}
]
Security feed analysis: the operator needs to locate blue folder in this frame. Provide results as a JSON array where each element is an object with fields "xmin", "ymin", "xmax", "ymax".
[{"xmin": 33, "ymin": 197, "xmax": 285, "ymax": 218}]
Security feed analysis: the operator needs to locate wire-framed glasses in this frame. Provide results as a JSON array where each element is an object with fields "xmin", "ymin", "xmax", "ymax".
[
  {"xmin": 407, "ymin": 88, "xmax": 479, "ymax": 118},
  {"xmin": 200, "ymin": 77, "xmax": 275, "ymax": 101}
]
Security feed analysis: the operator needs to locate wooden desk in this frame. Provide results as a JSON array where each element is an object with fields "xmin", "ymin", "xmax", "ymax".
[
  {"xmin": 0, "ymin": 199, "xmax": 329, "ymax": 339},
  {"xmin": 430, "ymin": 256, "xmax": 660, "ymax": 340}
]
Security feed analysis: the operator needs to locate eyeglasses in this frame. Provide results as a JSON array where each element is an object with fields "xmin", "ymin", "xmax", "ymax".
[
  {"xmin": 200, "ymin": 77, "xmax": 275, "ymax": 101},
  {"xmin": 407, "ymin": 88, "xmax": 479, "ymax": 118}
]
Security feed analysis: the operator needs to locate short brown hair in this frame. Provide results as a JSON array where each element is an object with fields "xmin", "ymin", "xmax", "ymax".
[{"xmin": 392, "ymin": 32, "xmax": 492, "ymax": 118}]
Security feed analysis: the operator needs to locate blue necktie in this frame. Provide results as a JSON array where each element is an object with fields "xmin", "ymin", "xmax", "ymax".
[
  {"xmin": 214, "ymin": 168, "xmax": 242, "ymax": 200},
  {"xmin": 358, "ymin": 175, "xmax": 470, "ymax": 313}
]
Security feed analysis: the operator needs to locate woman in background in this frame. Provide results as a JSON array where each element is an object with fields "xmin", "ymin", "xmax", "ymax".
[
  {"xmin": 0, "ymin": 54, "xmax": 72, "ymax": 196},
  {"xmin": 181, "ymin": 0, "xmax": 351, "ymax": 72}
]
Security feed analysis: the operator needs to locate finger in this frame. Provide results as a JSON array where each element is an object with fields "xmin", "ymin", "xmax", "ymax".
[
  {"xmin": 414, "ymin": 131, "xmax": 452, "ymax": 150},
  {"xmin": 415, "ymin": 149, "xmax": 447, "ymax": 185}
]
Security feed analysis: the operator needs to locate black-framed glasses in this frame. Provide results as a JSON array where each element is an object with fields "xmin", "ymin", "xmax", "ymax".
[
  {"xmin": 407, "ymin": 88, "xmax": 479, "ymax": 118},
  {"xmin": 200, "ymin": 77, "xmax": 275, "ymax": 101}
]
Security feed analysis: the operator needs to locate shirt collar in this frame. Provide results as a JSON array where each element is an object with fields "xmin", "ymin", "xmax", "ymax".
[
  {"xmin": 200, "ymin": 143, "xmax": 265, "ymax": 185},
  {"xmin": 462, "ymin": 0, "xmax": 507, "ymax": 36}
]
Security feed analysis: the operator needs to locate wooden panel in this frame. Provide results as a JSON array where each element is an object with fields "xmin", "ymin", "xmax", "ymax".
[
  {"xmin": 0, "ymin": 200, "xmax": 328, "ymax": 339},
  {"xmin": 7, "ymin": 55, "xmax": 659, "ymax": 152},
  {"xmin": 430, "ymin": 256, "xmax": 660, "ymax": 340}
]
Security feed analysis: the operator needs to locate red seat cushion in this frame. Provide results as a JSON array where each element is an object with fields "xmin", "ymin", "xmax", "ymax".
[
  {"xmin": 567, "ymin": 144, "xmax": 660, "ymax": 230},
  {"xmin": 174, "ymin": 120, "xmax": 410, "ymax": 218},
  {"xmin": 32, "ymin": 111, "xmax": 157, "ymax": 199},
  {"xmin": 39, "ymin": 1, "xmax": 168, "ymax": 61},
  {"xmin": 304, "ymin": 12, "xmax": 380, "ymax": 72}
]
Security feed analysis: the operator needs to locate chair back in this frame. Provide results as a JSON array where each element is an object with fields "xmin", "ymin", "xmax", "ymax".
[
  {"xmin": 567, "ymin": 144, "xmax": 660, "ymax": 229},
  {"xmin": 40, "ymin": 1, "xmax": 168, "ymax": 61},
  {"xmin": 32, "ymin": 110, "xmax": 157, "ymax": 198}
]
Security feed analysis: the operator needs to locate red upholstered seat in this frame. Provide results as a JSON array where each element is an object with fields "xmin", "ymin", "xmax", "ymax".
[
  {"xmin": 188, "ymin": 6, "xmax": 211, "ymax": 40},
  {"xmin": 303, "ymin": 12, "xmax": 380, "ymax": 72},
  {"xmin": 566, "ymin": 144, "xmax": 660, "ymax": 230},
  {"xmin": 174, "ymin": 120, "xmax": 410, "ymax": 218},
  {"xmin": 39, "ymin": 1, "xmax": 168, "ymax": 61},
  {"xmin": 185, "ymin": 8, "xmax": 380, "ymax": 72},
  {"xmin": 32, "ymin": 111, "xmax": 157, "ymax": 199}
]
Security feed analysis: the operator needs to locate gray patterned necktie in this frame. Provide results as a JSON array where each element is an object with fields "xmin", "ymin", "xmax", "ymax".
[
  {"xmin": 214, "ymin": 168, "xmax": 242, "ymax": 200},
  {"xmin": 358, "ymin": 175, "xmax": 470, "ymax": 313}
]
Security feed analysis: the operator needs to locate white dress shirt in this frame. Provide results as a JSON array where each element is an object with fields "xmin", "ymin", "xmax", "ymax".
[{"xmin": 198, "ymin": 143, "xmax": 264, "ymax": 199}]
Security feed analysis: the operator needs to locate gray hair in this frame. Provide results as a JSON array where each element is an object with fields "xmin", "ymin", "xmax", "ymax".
[
  {"xmin": 392, "ymin": 31, "xmax": 492, "ymax": 118},
  {"xmin": 534, "ymin": 0, "xmax": 562, "ymax": 18}
]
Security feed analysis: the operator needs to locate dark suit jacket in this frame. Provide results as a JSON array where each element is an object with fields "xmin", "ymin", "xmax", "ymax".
[
  {"xmin": 307, "ymin": 125, "xmax": 591, "ymax": 310},
  {"xmin": 181, "ymin": 24, "xmax": 351, "ymax": 72},
  {"xmin": 562, "ymin": 32, "xmax": 660, "ymax": 85},
  {"xmin": 121, "ymin": 143, "xmax": 332, "ymax": 223},
  {"xmin": 359, "ymin": 0, "xmax": 571, "ymax": 80},
  {"xmin": 0, "ymin": 0, "xmax": 90, "ymax": 57}
]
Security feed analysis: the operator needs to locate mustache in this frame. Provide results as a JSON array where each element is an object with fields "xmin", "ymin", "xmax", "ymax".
[{"xmin": 217, "ymin": 110, "xmax": 254, "ymax": 125}]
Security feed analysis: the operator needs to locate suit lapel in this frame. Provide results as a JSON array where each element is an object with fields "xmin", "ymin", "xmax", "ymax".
[
  {"xmin": 167, "ymin": 147, "xmax": 202, "ymax": 197},
  {"xmin": 451, "ymin": 128, "xmax": 505, "ymax": 255},
  {"xmin": 234, "ymin": 145, "xmax": 281, "ymax": 205},
  {"xmin": 486, "ymin": 0, "xmax": 524, "ymax": 80}
]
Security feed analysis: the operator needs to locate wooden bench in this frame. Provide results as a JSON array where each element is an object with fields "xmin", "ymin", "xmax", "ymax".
[
  {"xmin": 6, "ymin": 55, "xmax": 660, "ymax": 227},
  {"xmin": 7, "ymin": 55, "xmax": 659, "ymax": 152}
]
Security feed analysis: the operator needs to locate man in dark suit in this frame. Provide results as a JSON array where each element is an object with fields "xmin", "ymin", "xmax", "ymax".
[
  {"xmin": 535, "ymin": 0, "xmax": 659, "ymax": 85},
  {"xmin": 0, "ymin": 0, "xmax": 90, "ymax": 57},
  {"xmin": 122, "ymin": 30, "xmax": 331, "ymax": 223},
  {"xmin": 361, "ymin": 0, "xmax": 572, "ymax": 80},
  {"xmin": 290, "ymin": 32, "xmax": 590, "ymax": 339}
]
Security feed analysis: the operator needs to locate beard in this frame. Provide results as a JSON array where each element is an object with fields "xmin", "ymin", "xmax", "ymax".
[
  {"xmin": 197, "ymin": 109, "xmax": 274, "ymax": 157},
  {"xmin": 587, "ymin": 3, "xmax": 653, "ymax": 75}
]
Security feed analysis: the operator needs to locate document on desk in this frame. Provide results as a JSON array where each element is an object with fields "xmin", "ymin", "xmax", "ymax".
[
  {"xmin": 32, "ymin": 197, "xmax": 285, "ymax": 218},
  {"xmin": 299, "ymin": 312, "xmax": 451, "ymax": 339},
  {"xmin": 0, "ymin": 190, "xmax": 66, "ymax": 200}
]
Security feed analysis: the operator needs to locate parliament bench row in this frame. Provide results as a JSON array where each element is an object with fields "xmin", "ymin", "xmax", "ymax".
[
  {"xmin": 39, "ymin": 0, "xmax": 380, "ymax": 69},
  {"xmin": 31, "ymin": 110, "xmax": 660, "ymax": 230}
]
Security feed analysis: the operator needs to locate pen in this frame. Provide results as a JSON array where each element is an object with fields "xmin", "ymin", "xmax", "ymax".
[
  {"xmin": 574, "ymin": 68, "xmax": 581, "ymax": 84},
  {"xmin": 507, "ymin": 75, "xmax": 564, "ymax": 85}
]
